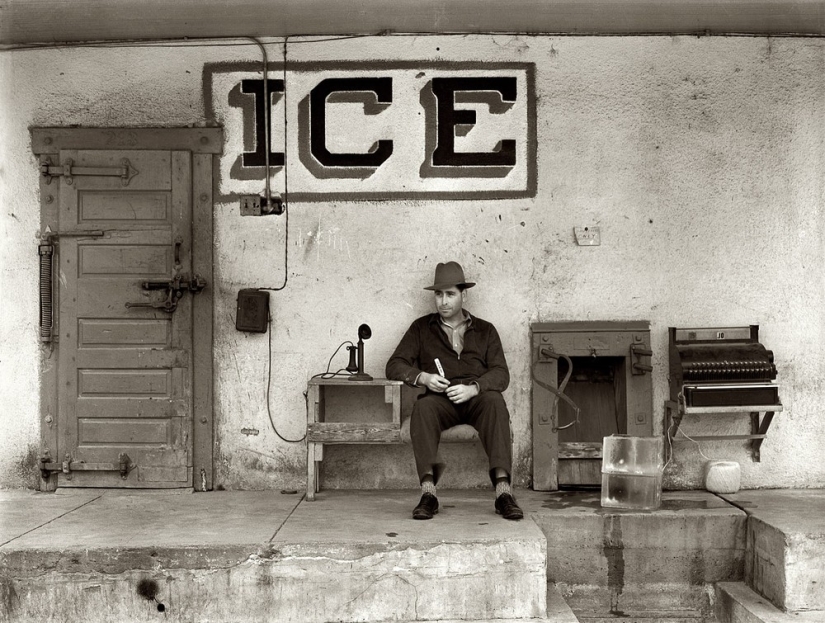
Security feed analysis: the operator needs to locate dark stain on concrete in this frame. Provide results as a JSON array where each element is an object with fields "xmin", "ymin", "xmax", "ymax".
[
  {"xmin": 541, "ymin": 491, "xmax": 602, "ymax": 509},
  {"xmin": 137, "ymin": 578, "xmax": 167, "ymax": 613},
  {"xmin": 0, "ymin": 577, "xmax": 19, "ymax": 616},
  {"xmin": 256, "ymin": 573, "xmax": 276, "ymax": 587},
  {"xmin": 541, "ymin": 491, "xmax": 725, "ymax": 513},
  {"xmin": 660, "ymin": 499, "xmax": 712, "ymax": 510},
  {"xmin": 688, "ymin": 550, "xmax": 707, "ymax": 586},
  {"xmin": 136, "ymin": 578, "xmax": 159, "ymax": 601},
  {"xmin": 603, "ymin": 514, "xmax": 625, "ymax": 615}
]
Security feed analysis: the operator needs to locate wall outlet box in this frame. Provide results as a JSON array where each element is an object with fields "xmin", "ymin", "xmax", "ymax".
[
  {"xmin": 240, "ymin": 195, "xmax": 262, "ymax": 216},
  {"xmin": 574, "ymin": 226, "xmax": 601, "ymax": 246},
  {"xmin": 236, "ymin": 289, "xmax": 269, "ymax": 332}
]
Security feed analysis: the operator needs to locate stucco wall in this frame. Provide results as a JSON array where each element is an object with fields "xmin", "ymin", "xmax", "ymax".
[{"xmin": 1, "ymin": 35, "xmax": 823, "ymax": 491}]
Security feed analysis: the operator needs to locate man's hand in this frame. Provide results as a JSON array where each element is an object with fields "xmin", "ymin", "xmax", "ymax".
[
  {"xmin": 419, "ymin": 372, "xmax": 450, "ymax": 393},
  {"xmin": 446, "ymin": 383, "xmax": 479, "ymax": 404}
]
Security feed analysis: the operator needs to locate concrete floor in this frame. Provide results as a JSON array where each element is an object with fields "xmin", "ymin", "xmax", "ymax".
[
  {"xmin": 0, "ymin": 487, "xmax": 746, "ymax": 554},
  {"xmin": 1, "ymin": 488, "xmax": 543, "ymax": 552},
  {"xmin": 1, "ymin": 488, "xmax": 823, "ymax": 622}
]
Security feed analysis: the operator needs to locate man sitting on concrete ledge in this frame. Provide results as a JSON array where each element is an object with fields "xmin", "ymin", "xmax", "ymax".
[{"xmin": 386, "ymin": 261, "xmax": 523, "ymax": 521}]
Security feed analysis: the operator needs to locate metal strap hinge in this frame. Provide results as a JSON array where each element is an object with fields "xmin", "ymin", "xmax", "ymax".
[
  {"xmin": 631, "ymin": 343, "xmax": 654, "ymax": 375},
  {"xmin": 40, "ymin": 452, "xmax": 133, "ymax": 479},
  {"xmin": 40, "ymin": 157, "xmax": 139, "ymax": 186},
  {"xmin": 42, "ymin": 229, "xmax": 106, "ymax": 240}
]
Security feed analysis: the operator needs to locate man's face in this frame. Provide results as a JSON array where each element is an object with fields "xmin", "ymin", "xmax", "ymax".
[{"xmin": 434, "ymin": 286, "xmax": 466, "ymax": 323}]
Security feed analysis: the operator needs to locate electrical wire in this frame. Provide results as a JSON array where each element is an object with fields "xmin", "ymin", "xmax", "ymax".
[
  {"xmin": 664, "ymin": 414, "xmax": 677, "ymax": 470},
  {"xmin": 0, "ymin": 33, "xmax": 380, "ymax": 52},
  {"xmin": 663, "ymin": 398, "xmax": 713, "ymax": 470},
  {"xmin": 258, "ymin": 36, "xmax": 289, "ymax": 292},
  {"xmin": 266, "ymin": 316, "xmax": 306, "ymax": 443},
  {"xmin": 247, "ymin": 37, "xmax": 271, "ymax": 217},
  {"xmin": 671, "ymin": 428, "xmax": 713, "ymax": 462},
  {"xmin": 311, "ymin": 341, "xmax": 356, "ymax": 379},
  {"xmin": 247, "ymin": 37, "xmax": 292, "ymax": 442},
  {"xmin": 4, "ymin": 31, "xmax": 818, "ymax": 53},
  {"xmin": 239, "ymin": 36, "xmax": 294, "ymax": 442},
  {"xmin": 264, "ymin": 334, "xmax": 356, "ymax": 442}
]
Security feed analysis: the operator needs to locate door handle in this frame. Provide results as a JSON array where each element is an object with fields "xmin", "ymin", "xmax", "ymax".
[
  {"xmin": 126, "ymin": 289, "xmax": 182, "ymax": 313},
  {"xmin": 139, "ymin": 275, "xmax": 207, "ymax": 293}
]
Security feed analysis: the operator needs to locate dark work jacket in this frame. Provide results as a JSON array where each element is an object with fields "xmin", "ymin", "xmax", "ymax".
[{"xmin": 385, "ymin": 312, "xmax": 510, "ymax": 393}]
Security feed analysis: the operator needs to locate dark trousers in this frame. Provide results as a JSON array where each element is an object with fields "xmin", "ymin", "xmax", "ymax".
[{"xmin": 410, "ymin": 390, "xmax": 512, "ymax": 486}]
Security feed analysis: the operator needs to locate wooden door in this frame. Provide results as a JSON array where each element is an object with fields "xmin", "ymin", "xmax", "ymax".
[
  {"xmin": 556, "ymin": 356, "xmax": 626, "ymax": 486},
  {"xmin": 56, "ymin": 149, "xmax": 196, "ymax": 487},
  {"xmin": 531, "ymin": 322, "xmax": 653, "ymax": 490}
]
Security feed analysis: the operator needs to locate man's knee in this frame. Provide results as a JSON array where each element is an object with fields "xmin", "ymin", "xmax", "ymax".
[
  {"xmin": 411, "ymin": 395, "xmax": 444, "ymax": 431},
  {"xmin": 414, "ymin": 394, "xmax": 443, "ymax": 417},
  {"xmin": 475, "ymin": 390, "xmax": 508, "ymax": 412}
]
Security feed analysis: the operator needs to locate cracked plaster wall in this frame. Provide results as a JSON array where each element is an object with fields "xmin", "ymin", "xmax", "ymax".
[{"xmin": 0, "ymin": 35, "xmax": 823, "ymax": 491}]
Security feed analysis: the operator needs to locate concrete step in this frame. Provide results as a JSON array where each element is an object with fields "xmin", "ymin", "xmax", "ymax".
[
  {"xmin": 0, "ymin": 489, "xmax": 549, "ymax": 623},
  {"xmin": 719, "ymin": 490, "xmax": 825, "ymax": 613},
  {"xmin": 547, "ymin": 583, "xmax": 581, "ymax": 622},
  {"xmin": 522, "ymin": 490, "xmax": 747, "ymax": 623},
  {"xmin": 715, "ymin": 582, "xmax": 825, "ymax": 623},
  {"xmin": 444, "ymin": 584, "xmax": 580, "ymax": 623},
  {"xmin": 574, "ymin": 616, "xmax": 716, "ymax": 623},
  {"xmin": 259, "ymin": 490, "xmax": 548, "ymax": 622}
]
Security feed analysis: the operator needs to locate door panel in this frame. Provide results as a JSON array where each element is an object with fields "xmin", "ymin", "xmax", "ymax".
[
  {"xmin": 57, "ymin": 149, "xmax": 194, "ymax": 488},
  {"xmin": 78, "ymin": 191, "xmax": 171, "ymax": 222}
]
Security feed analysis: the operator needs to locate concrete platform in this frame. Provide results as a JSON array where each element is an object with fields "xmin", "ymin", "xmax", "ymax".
[
  {"xmin": 521, "ymin": 490, "xmax": 748, "ymax": 622},
  {"xmin": 720, "ymin": 490, "xmax": 825, "ymax": 613},
  {"xmin": 1, "ymin": 488, "xmax": 820, "ymax": 623},
  {"xmin": 0, "ymin": 489, "xmax": 549, "ymax": 623}
]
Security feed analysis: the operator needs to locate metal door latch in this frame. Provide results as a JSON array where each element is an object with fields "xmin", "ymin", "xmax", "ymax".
[
  {"xmin": 40, "ymin": 157, "xmax": 139, "ymax": 186},
  {"xmin": 126, "ymin": 274, "xmax": 207, "ymax": 313}
]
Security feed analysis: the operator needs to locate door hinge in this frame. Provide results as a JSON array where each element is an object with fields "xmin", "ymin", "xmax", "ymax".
[
  {"xmin": 40, "ymin": 451, "xmax": 134, "ymax": 480},
  {"xmin": 40, "ymin": 157, "xmax": 139, "ymax": 186},
  {"xmin": 37, "ymin": 229, "xmax": 105, "ymax": 343},
  {"xmin": 630, "ymin": 343, "xmax": 654, "ymax": 375}
]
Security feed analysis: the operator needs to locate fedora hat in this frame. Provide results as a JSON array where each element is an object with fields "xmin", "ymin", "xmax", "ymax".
[{"xmin": 423, "ymin": 261, "xmax": 476, "ymax": 291}]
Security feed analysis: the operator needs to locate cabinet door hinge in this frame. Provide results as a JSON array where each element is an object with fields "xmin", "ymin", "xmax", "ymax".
[
  {"xmin": 40, "ymin": 451, "xmax": 134, "ymax": 480},
  {"xmin": 40, "ymin": 157, "xmax": 138, "ymax": 186}
]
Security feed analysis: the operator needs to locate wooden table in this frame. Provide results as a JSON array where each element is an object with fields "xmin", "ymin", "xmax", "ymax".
[{"xmin": 306, "ymin": 377, "xmax": 402, "ymax": 500}]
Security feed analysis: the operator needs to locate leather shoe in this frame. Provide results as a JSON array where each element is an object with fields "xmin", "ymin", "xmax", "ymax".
[
  {"xmin": 412, "ymin": 493, "xmax": 439, "ymax": 520},
  {"xmin": 495, "ymin": 493, "xmax": 524, "ymax": 520}
]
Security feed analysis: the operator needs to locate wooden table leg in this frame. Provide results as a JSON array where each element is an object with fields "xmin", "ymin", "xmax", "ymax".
[
  {"xmin": 306, "ymin": 442, "xmax": 316, "ymax": 501},
  {"xmin": 306, "ymin": 384, "xmax": 320, "ymax": 500}
]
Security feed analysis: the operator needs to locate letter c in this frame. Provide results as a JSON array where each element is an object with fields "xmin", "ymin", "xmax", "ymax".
[{"xmin": 310, "ymin": 77, "xmax": 393, "ymax": 167}]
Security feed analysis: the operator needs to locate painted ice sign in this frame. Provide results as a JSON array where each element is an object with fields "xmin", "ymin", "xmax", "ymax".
[{"xmin": 205, "ymin": 62, "xmax": 536, "ymax": 201}]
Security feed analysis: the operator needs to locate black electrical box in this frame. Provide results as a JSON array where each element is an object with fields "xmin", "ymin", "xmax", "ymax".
[{"xmin": 236, "ymin": 289, "xmax": 269, "ymax": 333}]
